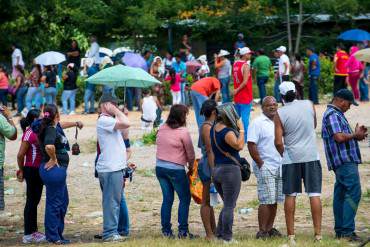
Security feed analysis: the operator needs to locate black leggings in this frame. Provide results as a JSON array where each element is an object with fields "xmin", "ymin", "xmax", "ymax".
[{"xmin": 24, "ymin": 166, "xmax": 44, "ymax": 235}]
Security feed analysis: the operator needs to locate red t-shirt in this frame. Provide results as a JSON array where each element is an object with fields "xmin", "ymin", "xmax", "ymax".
[
  {"xmin": 233, "ymin": 60, "xmax": 253, "ymax": 104},
  {"xmin": 335, "ymin": 50, "xmax": 349, "ymax": 76},
  {"xmin": 22, "ymin": 128, "xmax": 42, "ymax": 168},
  {"xmin": 191, "ymin": 77, "xmax": 221, "ymax": 97}
]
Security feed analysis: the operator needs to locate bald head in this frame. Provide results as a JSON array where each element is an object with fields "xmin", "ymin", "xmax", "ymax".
[{"xmin": 262, "ymin": 96, "xmax": 278, "ymax": 119}]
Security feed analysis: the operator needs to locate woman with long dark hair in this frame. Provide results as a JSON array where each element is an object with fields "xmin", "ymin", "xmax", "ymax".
[
  {"xmin": 14, "ymin": 65, "xmax": 27, "ymax": 116},
  {"xmin": 25, "ymin": 62, "xmax": 43, "ymax": 110},
  {"xmin": 165, "ymin": 69, "xmax": 181, "ymax": 105},
  {"xmin": 17, "ymin": 109, "xmax": 46, "ymax": 244}
]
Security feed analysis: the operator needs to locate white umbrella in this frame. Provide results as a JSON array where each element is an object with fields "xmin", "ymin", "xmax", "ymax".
[
  {"xmin": 113, "ymin": 47, "xmax": 132, "ymax": 56},
  {"xmin": 85, "ymin": 47, "xmax": 113, "ymax": 57},
  {"xmin": 354, "ymin": 48, "xmax": 370, "ymax": 63},
  {"xmin": 35, "ymin": 51, "xmax": 66, "ymax": 66}
]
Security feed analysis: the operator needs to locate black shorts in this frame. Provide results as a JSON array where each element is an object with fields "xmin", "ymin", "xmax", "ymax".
[{"xmin": 282, "ymin": 160, "xmax": 322, "ymax": 195}]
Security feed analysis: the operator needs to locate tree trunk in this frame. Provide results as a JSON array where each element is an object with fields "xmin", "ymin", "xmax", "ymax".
[
  {"xmin": 294, "ymin": 0, "xmax": 303, "ymax": 54},
  {"xmin": 286, "ymin": 0, "xmax": 293, "ymax": 56}
]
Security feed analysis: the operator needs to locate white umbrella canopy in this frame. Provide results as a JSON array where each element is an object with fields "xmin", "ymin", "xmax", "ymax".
[
  {"xmin": 113, "ymin": 47, "xmax": 132, "ymax": 56},
  {"xmin": 354, "ymin": 48, "xmax": 370, "ymax": 63},
  {"xmin": 35, "ymin": 51, "xmax": 66, "ymax": 65},
  {"xmin": 85, "ymin": 47, "xmax": 113, "ymax": 57}
]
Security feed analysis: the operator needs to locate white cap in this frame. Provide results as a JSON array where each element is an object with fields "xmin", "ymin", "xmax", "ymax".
[
  {"xmin": 276, "ymin": 46, "xmax": 287, "ymax": 53},
  {"xmin": 238, "ymin": 47, "xmax": 253, "ymax": 56},
  {"xmin": 197, "ymin": 55, "xmax": 207, "ymax": 62},
  {"xmin": 218, "ymin": 49, "xmax": 230, "ymax": 57},
  {"xmin": 279, "ymin": 81, "xmax": 296, "ymax": 95}
]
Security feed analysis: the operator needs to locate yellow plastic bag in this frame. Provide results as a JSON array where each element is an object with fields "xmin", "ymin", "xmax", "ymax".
[{"xmin": 188, "ymin": 159, "xmax": 203, "ymax": 204}]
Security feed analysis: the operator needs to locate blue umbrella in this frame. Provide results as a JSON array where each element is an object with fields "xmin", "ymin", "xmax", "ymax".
[{"xmin": 337, "ymin": 29, "xmax": 370, "ymax": 42}]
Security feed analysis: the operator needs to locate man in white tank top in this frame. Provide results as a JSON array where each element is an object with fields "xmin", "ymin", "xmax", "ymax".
[{"xmin": 274, "ymin": 81, "xmax": 322, "ymax": 244}]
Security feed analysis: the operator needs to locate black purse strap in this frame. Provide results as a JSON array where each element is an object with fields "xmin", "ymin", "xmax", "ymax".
[
  {"xmin": 75, "ymin": 126, "xmax": 78, "ymax": 141},
  {"xmin": 212, "ymin": 125, "xmax": 241, "ymax": 167}
]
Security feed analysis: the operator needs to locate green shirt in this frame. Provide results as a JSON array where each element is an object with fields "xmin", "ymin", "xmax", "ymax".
[
  {"xmin": 252, "ymin": 55, "xmax": 271, "ymax": 78},
  {"xmin": 0, "ymin": 115, "xmax": 16, "ymax": 168}
]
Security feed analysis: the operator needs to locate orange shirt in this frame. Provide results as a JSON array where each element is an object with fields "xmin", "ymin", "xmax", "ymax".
[
  {"xmin": 0, "ymin": 72, "xmax": 9, "ymax": 89},
  {"xmin": 191, "ymin": 77, "xmax": 221, "ymax": 97},
  {"xmin": 334, "ymin": 50, "xmax": 349, "ymax": 76}
]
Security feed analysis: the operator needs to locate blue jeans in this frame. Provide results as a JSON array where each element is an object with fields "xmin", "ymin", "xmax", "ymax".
[
  {"xmin": 333, "ymin": 163, "xmax": 361, "ymax": 237},
  {"xmin": 103, "ymin": 85, "xmax": 114, "ymax": 95},
  {"xmin": 257, "ymin": 76, "xmax": 269, "ymax": 102},
  {"xmin": 180, "ymin": 82, "xmax": 186, "ymax": 105},
  {"xmin": 190, "ymin": 90, "xmax": 208, "ymax": 129},
  {"xmin": 118, "ymin": 191, "xmax": 130, "ymax": 236},
  {"xmin": 84, "ymin": 88, "xmax": 95, "ymax": 113},
  {"xmin": 26, "ymin": 87, "xmax": 42, "ymax": 110},
  {"xmin": 0, "ymin": 89, "xmax": 8, "ymax": 106},
  {"xmin": 16, "ymin": 86, "xmax": 28, "ymax": 113},
  {"xmin": 235, "ymin": 103, "xmax": 252, "ymax": 142},
  {"xmin": 45, "ymin": 87, "xmax": 57, "ymax": 105},
  {"xmin": 155, "ymin": 166, "xmax": 191, "ymax": 235},
  {"xmin": 39, "ymin": 164, "xmax": 68, "ymax": 242},
  {"xmin": 125, "ymin": 87, "xmax": 134, "ymax": 111},
  {"xmin": 61, "ymin": 89, "xmax": 77, "ymax": 114},
  {"xmin": 359, "ymin": 79, "xmax": 369, "ymax": 101},
  {"xmin": 220, "ymin": 77, "xmax": 230, "ymax": 103},
  {"xmin": 309, "ymin": 76, "xmax": 319, "ymax": 104},
  {"xmin": 98, "ymin": 170, "xmax": 124, "ymax": 239},
  {"xmin": 274, "ymin": 78, "xmax": 281, "ymax": 102}
]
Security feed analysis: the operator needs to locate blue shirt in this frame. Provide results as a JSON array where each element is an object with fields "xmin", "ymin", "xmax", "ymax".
[
  {"xmin": 86, "ymin": 65, "xmax": 98, "ymax": 90},
  {"xmin": 172, "ymin": 61, "xmax": 187, "ymax": 78},
  {"xmin": 321, "ymin": 105, "xmax": 361, "ymax": 170},
  {"xmin": 308, "ymin": 53, "xmax": 320, "ymax": 76}
]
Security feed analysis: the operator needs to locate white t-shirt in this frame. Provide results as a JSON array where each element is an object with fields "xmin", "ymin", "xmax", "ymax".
[
  {"xmin": 247, "ymin": 113, "xmax": 282, "ymax": 171},
  {"xmin": 96, "ymin": 115, "xmax": 127, "ymax": 172},
  {"xmin": 278, "ymin": 54, "xmax": 290, "ymax": 76},
  {"xmin": 142, "ymin": 96, "xmax": 157, "ymax": 122},
  {"xmin": 11, "ymin": 48, "xmax": 24, "ymax": 67}
]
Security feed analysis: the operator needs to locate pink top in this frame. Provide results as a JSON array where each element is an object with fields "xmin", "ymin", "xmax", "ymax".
[
  {"xmin": 0, "ymin": 72, "xmax": 9, "ymax": 89},
  {"xmin": 156, "ymin": 124, "xmax": 195, "ymax": 166},
  {"xmin": 22, "ymin": 128, "xmax": 42, "ymax": 168},
  {"xmin": 165, "ymin": 74, "xmax": 181, "ymax": 92},
  {"xmin": 346, "ymin": 46, "xmax": 363, "ymax": 73}
]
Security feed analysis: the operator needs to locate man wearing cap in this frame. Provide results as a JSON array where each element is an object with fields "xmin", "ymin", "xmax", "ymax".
[
  {"xmin": 306, "ymin": 47, "xmax": 320, "ymax": 104},
  {"xmin": 321, "ymin": 89, "xmax": 367, "ymax": 242},
  {"xmin": 276, "ymin": 46, "xmax": 290, "ymax": 82},
  {"xmin": 96, "ymin": 94, "xmax": 130, "ymax": 242},
  {"xmin": 234, "ymin": 33, "xmax": 246, "ymax": 50},
  {"xmin": 215, "ymin": 50, "xmax": 231, "ymax": 103},
  {"xmin": 252, "ymin": 49, "xmax": 271, "ymax": 102},
  {"xmin": 274, "ymin": 81, "xmax": 322, "ymax": 243},
  {"xmin": 232, "ymin": 47, "xmax": 253, "ymax": 141}
]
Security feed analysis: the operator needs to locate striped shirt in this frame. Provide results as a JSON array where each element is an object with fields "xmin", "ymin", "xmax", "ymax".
[
  {"xmin": 273, "ymin": 59, "xmax": 279, "ymax": 74},
  {"xmin": 321, "ymin": 105, "xmax": 361, "ymax": 170},
  {"xmin": 22, "ymin": 128, "xmax": 42, "ymax": 168}
]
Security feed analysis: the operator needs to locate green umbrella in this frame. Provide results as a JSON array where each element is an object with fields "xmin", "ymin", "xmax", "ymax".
[{"xmin": 86, "ymin": 64, "xmax": 161, "ymax": 87}]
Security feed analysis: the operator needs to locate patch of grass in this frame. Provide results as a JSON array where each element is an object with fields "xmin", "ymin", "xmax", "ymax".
[
  {"xmin": 136, "ymin": 168, "xmax": 155, "ymax": 177},
  {"xmin": 363, "ymin": 188, "xmax": 370, "ymax": 202},
  {"xmin": 142, "ymin": 129, "xmax": 158, "ymax": 145},
  {"xmin": 80, "ymin": 137, "xmax": 97, "ymax": 154},
  {"xmin": 245, "ymin": 199, "xmax": 259, "ymax": 209},
  {"xmin": 362, "ymin": 160, "xmax": 370, "ymax": 165}
]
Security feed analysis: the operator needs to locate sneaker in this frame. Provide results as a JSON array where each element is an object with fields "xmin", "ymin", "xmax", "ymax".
[
  {"xmin": 69, "ymin": 111, "xmax": 76, "ymax": 115},
  {"xmin": 288, "ymin": 235, "xmax": 296, "ymax": 246},
  {"xmin": 103, "ymin": 234, "xmax": 126, "ymax": 242},
  {"xmin": 22, "ymin": 234, "xmax": 33, "ymax": 244},
  {"xmin": 52, "ymin": 239, "xmax": 71, "ymax": 245},
  {"xmin": 178, "ymin": 232, "xmax": 199, "ymax": 239},
  {"xmin": 256, "ymin": 231, "xmax": 270, "ymax": 240},
  {"xmin": 32, "ymin": 232, "xmax": 46, "ymax": 243},
  {"xmin": 269, "ymin": 228, "xmax": 283, "ymax": 238}
]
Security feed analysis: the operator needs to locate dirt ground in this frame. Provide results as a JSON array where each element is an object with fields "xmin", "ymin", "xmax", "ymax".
[{"xmin": 0, "ymin": 101, "xmax": 369, "ymax": 246}]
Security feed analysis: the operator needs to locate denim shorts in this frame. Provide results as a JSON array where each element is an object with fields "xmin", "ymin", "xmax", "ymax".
[{"xmin": 198, "ymin": 157, "xmax": 211, "ymax": 183}]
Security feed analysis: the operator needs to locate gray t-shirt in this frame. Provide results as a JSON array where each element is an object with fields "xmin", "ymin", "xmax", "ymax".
[
  {"xmin": 278, "ymin": 100, "xmax": 319, "ymax": 164},
  {"xmin": 218, "ymin": 59, "xmax": 231, "ymax": 79}
]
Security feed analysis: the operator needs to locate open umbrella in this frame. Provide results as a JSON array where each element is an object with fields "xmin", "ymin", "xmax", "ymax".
[
  {"xmin": 122, "ymin": 52, "xmax": 148, "ymax": 71},
  {"xmin": 186, "ymin": 60, "xmax": 202, "ymax": 74},
  {"xmin": 354, "ymin": 48, "xmax": 370, "ymax": 63},
  {"xmin": 113, "ymin": 47, "xmax": 132, "ymax": 56},
  {"xmin": 337, "ymin": 29, "xmax": 370, "ymax": 42},
  {"xmin": 35, "ymin": 51, "xmax": 66, "ymax": 65},
  {"xmin": 86, "ymin": 64, "xmax": 160, "ymax": 88}
]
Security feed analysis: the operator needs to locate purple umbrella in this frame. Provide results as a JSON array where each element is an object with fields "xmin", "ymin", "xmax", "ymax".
[{"xmin": 122, "ymin": 52, "xmax": 148, "ymax": 71}]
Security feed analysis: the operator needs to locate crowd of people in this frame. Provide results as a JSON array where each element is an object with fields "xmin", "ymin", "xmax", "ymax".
[{"xmin": 0, "ymin": 33, "xmax": 369, "ymax": 245}]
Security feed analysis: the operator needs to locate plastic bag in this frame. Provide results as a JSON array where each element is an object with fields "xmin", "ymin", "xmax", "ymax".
[{"xmin": 188, "ymin": 159, "xmax": 203, "ymax": 204}]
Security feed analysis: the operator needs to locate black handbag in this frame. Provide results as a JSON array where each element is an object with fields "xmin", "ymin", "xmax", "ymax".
[
  {"xmin": 212, "ymin": 126, "xmax": 251, "ymax": 181},
  {"xmin": 71, "ymin": 126, "xmax": 80, "ymax": 155}
]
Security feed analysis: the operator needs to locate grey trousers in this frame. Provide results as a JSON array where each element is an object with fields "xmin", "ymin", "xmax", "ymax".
[
  {"xmin": 213, "ymin": 164, "xmax": 241, "ymax": 241},
  {"xmin": 0, "ymin": 167, "xmax": 4, "ymax": 210}
]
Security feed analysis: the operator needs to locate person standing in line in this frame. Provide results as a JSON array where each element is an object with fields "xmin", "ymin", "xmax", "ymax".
[
  {"xmin": 346, "ymin": 46, "xmax": 364, "ymax": 101},
  {"xmin": 274, "ymin": 81, "xmax": 322, "ymax": 244},
  {"xmin": 306, "ymin": 47, "xmax": 321, "ymax": 104},
  {"xmin": 321, "ymin": 89, "xmax": 367, "ymax": 242},
  {"xmin": 25, "ymin": 62, "xmax": 42, "ymax": 110},
  {"xmin": 234, "ymin": 33, "xmax": 246, "ymax": 51},
  {"xmin": 172, "ymin": 53, "xmax": 187, "ymax": 104},
  {"xmin": 11, "ymin": 43, "xmax": 25, "ymax": 79},
  {"xmin": 333, "ymin": 44, "xmax": 349, "ymax": 94},
  {"xmin": 197, "ymin": 55, "xmax": 210, "ymax": 79},
  {"xmin": 96, "ymin": 94, "xmax": 130, "ymax": 242},
  {"xmin": 61, "ymin": 64, "xmax": 78, "ymax": 115},
  {"xmin": 0, "ymin": 106, "xmax": 17, "ymax": 212},
  {"xmin": 215, "ymin": 50, "xmax": 231, "ymax": 103},
  {"xmin": 41, "ymin": 66, "xmax": 57, "ymax": 105},
  {"xmin": 276, "ymin": 46, "xmax": 290, "ymax": 82},
  {"xmin": 140, "ymin": 89, "xmax": 159, "ymax": 132},
  {"xmin": 252, "ymin": 49, "xmax": 271, "ymax": 103},
  {"xmin": 165, "ymin": 69, "xmax": 181, "ymax": 105},
  {"xmin": 155, "ymin": 105, "xmax": 196, "ymax": 239},
  {"xmin": 83, "ymin": 58, "xmax": 98, "ymax": 114},
  {"xmin": 359, "ymin": 63, "xmax": 369, "ymax": 101},
  {"xmin": 163, "ymin": 51, "xmax": 176, "ymax": 77},
  {"xmin": 14, "ymin": 65, "xmax": 27, "ymax": 116},
  {"xmin": 232, "ymin": 47, "xmax": 253, "ymax": 141},
  {"xmin": 291, "ymin": 54, "xmax": 305, "ymax": 100},
  {"xmin": 150, "ymin": 56, "xmax": 164, "ymax": 81},
  {"xmin": 198, "ymin": 100, "xmax": 217, "ymax": 240},
  {"xmin": 273, "ymin": 50, "xmax": 281, "ymax": 102},
  {"xmin": 210, "ymin": 105, "xmax": 244, "ymax": 243},
  {"xmin": 0, "ymin": 66, "xmax": 9, "ymax": 106},
  {"xmin": 247, "ymin": 96, "xmax": 283, "ymax": 240},
  {"xmin": 66, "ymin": 40, "xmax": 81, "ymax": 69},
  {"xmin": 88, "ymin": 35, "xmax": 101, "ymax": 66}
]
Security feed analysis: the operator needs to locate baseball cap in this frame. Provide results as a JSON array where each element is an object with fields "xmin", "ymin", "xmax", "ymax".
[
  {"xmin": 279, "ymin": 81, "xmax": 296, "ymax": 95},
  {"xmin": 334, "ymin": 89, "xmax": 359, "ymax": 106},
  {"xmin": 99, "ymin": 93, "xmax": 118, "ymax": 105},
  {"xmin": 276, "ymin": 46, "xmax": 287, "ymax": 53},
  {"xmin": 238, "ymin": 47, "xmax": 253, "ymax": 56},
  {"xmin": 237, "ymin": 33, "xmax": 244, "ymax": 38}
]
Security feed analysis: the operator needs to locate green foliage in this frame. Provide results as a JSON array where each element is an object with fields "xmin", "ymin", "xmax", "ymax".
[
  {"xmin": 142, "ymin": 129, "xmax": 158, "ymax": 145},
  {"xmin": 304, "ymin": 56, "xmax": 334, "ymax": 95}
]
